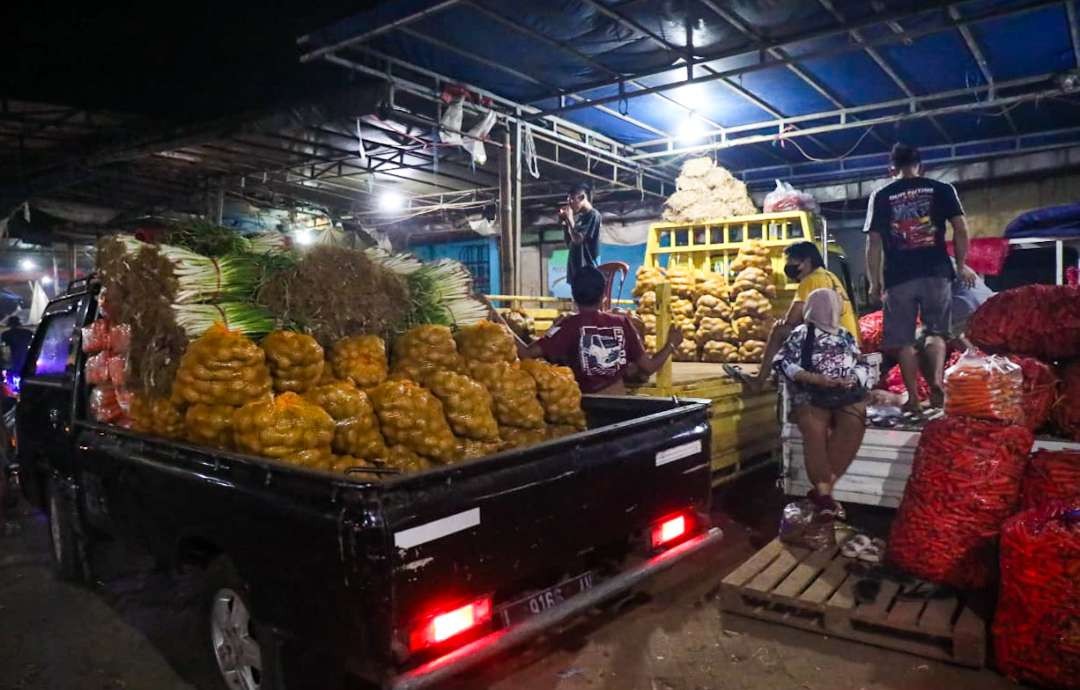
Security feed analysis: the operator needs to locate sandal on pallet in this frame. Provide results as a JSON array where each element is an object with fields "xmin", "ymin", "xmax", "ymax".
[{"xmin": 841, "ymin": 535, "xmax": 886, "ymax": 563}]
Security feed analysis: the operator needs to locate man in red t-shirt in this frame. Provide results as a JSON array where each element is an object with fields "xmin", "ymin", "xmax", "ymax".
[{"xmin": 517, "ymin": 267, "xmax": 682, "ymax": 394}]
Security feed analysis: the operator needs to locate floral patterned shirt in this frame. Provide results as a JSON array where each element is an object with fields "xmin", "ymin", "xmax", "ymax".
[{"xmin": 774, "ymin": 324, "xmax": 870, "ymax": 407}]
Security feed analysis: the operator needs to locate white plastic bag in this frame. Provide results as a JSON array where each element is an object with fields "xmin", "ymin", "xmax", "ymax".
[
  {"xmin": 763, "ymin": 180, "xmax": 819, "ymax": 213},
  {"xmin": 439, "ymin": 97, "xmax": 465, "ymax": 146},
  {"xmin": 464, "ymin": 109, "xmax": 497, "ymax": 166}
]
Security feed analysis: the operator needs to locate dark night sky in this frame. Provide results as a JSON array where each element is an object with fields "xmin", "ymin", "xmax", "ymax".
[{"xmin": 3, "ymin": 1, "xmax": 377, "ymax": 122}]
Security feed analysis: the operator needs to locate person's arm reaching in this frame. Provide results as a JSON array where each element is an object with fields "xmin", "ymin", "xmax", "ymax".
[
  {"xmin": 951, "ymin": 215, "xmax": 977, "ymax": 288},
  {"xmin": 634, "ymin": 326, "xmax": 683, "ymax": 375}
]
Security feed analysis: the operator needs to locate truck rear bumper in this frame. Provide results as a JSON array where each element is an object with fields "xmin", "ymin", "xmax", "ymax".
[{"xmin": 388, "ymin": 526, "xmax": 724, "ymax": 690}]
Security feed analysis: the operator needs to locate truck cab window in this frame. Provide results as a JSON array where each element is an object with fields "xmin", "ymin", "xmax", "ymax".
[{"xmin": 29, "ymin": 313, "xmax": 78, "ymax": 377}]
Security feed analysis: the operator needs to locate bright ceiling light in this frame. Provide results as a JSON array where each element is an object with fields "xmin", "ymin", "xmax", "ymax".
[
  {"xmin": 19, "ymin": 258, "xmax": 36, "ymax": 272},
  {"xmin": 293, "ymin": 228, "xmax": 314, "ymax": 246},
  {"xmin": 378, "ymin": 191, "xmax": 405, "ymax": 214},
  {"xmin": 672, "ymin": 83, "xmax": 710, "ymax": 112},
  {"xmin": 676, "ymin": 114, "xmax": 710, "ymax": 144},
  {"xmin": 41, "ymin": 275, "xmax": 53, "ymax": 285}
]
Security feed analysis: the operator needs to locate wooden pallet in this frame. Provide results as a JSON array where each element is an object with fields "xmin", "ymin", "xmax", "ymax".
[{"xmin": 719, "ymin": 539, "xmax": 987, "ymax": 667}]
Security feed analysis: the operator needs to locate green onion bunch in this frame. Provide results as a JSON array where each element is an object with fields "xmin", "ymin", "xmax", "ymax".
[{"xmin": 173, "ymin": 303, "xmax": 276, "ymax": 339}]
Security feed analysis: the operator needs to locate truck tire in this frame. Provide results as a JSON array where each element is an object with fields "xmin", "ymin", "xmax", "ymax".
[
  {"xmin": 204, "ymin": 557, "xmax": 287, "ymax": 690},
  {"xmin": 46, "ymin": 478, "xmax": 86, "ymax": 582}
]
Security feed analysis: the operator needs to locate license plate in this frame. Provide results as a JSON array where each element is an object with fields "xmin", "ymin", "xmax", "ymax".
[{"xmin": 497, "ymin": 571, "xmax": 595, "ymax": 628}]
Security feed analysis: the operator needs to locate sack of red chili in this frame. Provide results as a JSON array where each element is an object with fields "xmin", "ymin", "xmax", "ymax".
[
  {"xmin": 992, "ymin": 502, "xmax": 1080, "ymax": 689},
  {"xmin": 1054, "ymin": 361, "xmax": 1080, "ymax": 441},
  {"xmin": 968, "ymin": 284, "xmax": 1080, "ymax": 360},
  {"xmin": 886, "ymin": 417, "xmax": 1033, "ymax": 590},
  {"xmin": 1021, "ymin": 450, "xmax": 1080, "ymax": 511},
  {"xmin": 883, "ymin": 363, "xmax": 930, "ymax": 400},
  {"xmin": 1005, "ymin": 355, "xmax": 1059, "ymax": 432},
  {"xmin": 858, "ymin": 311, "xmax": 884, "ymax": 354}
]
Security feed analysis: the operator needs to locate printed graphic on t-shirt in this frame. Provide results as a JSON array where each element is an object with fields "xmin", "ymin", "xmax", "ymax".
[
  {"xmin": 578, "ymin": 326, "xmax": 627, "ymax": 376},
  {"xmin": 888, "ymin": 188, "xmax": 936, "ymax": 250}
]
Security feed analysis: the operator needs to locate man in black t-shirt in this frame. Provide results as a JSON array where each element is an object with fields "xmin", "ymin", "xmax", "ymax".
[
  {"xmin": 864, "ymin": 143, "xmax": 977, "ymax": 413},
  {"xmin": 559, "ymin": 182, "xmax": 601, "ymax": 287}
]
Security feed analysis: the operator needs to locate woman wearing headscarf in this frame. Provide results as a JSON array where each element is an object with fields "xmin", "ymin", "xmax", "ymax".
[{"xmin": 775, "ymin": 288, "xmax": 871, "ymax": 526}]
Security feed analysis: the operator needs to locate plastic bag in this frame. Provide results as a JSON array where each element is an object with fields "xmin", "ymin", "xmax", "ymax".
[
  {"xmin": 993, "ymin": 503, "xmax": 1079, "ymax": 689},
  {"xmin": 107, "ymin": 354, "xmax": 129, "ymax": 388},
  {"xmin": 81, "ymin": 320, "xmax": 111, "ymax": 354},
  {"xmin": 439, "ymin": 96, "xmax": 464, "ymax": 146},
  {"xmin": 779, "ymin": 500, "xmax": 835, "ymax": 550},
  {"xmin": 108, "ymin": 323, "xmax": 131, "ymax": 354},
  {"xmin": 85, "ymin": 352, "xmax": 111, "ymax": 385},
  {"xmin": 89, "ymin": 385, "xmax": 123, "ymax": 423},
  {"xmin": 886, "ymin": 417, "xmax": 1033, "ymax": 589},
  {"xmin": 464, "ymin": 109, "xmax": 497, "ymax": 165},
  {"xmin": 944, "ymin": 350, "xmax": 1023, "ymax": 424},
  {"xmin": 1020, "ymin": 450, "xmax": 1080, "ymax": 511},
  {"xmin": 762, "ymin": 180, "xmax": 818, "ymax": 213}
]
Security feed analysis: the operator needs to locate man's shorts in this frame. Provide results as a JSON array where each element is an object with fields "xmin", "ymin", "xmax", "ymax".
[{"xmin": 882, "ymin": 276, "xmax": 951, "ymax": 349}]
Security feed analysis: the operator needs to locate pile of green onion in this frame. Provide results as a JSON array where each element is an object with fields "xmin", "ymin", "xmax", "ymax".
[
  {"xmin": 173, "ymin": 303, "xmax": 276, "ymax": 339},
  {"xmin": 406, "ymin": 259, "xmax": 487, "ymax": 327},
  {"xmin": 117, "ymin": 236, "xmax": 263, "ymax": 304}
]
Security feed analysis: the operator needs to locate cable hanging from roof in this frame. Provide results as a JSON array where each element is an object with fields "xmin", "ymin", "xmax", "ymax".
[{"xmin": 783, "ymin": 125, "xmax": 878, "ymax": 163}]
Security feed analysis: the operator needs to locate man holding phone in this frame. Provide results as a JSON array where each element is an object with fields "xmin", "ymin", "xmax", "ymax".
[{"xmin": 560, "ymin": 181, "xmax": 601, "ymax": 287}]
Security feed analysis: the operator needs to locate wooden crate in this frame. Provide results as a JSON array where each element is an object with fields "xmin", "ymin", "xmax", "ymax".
[{"xmin": 719, "ymin": 539, "xmax": 988, "ymax": 667}]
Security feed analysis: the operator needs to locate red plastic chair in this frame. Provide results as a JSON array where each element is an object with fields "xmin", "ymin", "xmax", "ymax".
[{"xmin": 597, "ymin": 261, "xmax": 630, "ymax": 311}]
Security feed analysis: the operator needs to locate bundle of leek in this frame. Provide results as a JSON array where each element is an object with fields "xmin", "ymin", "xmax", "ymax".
[
  {"xmin": 406, "ymin": 260, "xmax": 488, "ymax": 327},
  {"xmin": 247, "ymin": 231, "xmax": 293, "ymax": 256},
  {"xmin": 173, "ymin": 303, "xmax": 276, "ymax": 339},
  {"xmin": 117, "ymin": 236, "xmax": 263, "ymax": 304},
  {"xmin": 365, "ymin": 247, "xmax": 422, "ymax": 276}
]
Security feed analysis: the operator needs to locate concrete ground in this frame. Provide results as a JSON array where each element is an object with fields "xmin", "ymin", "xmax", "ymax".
[{"xmin": 0, "ymin": 472, "xmax": 1025, "ymax": 690}]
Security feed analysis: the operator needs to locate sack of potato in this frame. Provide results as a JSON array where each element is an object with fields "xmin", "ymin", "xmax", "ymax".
[
  {"xmin": 695, "ymin": 294, "xmax": 732, "ymax": 321},
  {"xmin": 330, "ymin": 335, "xmax": 388, "ymax": 389},
  {"xmin": 732, "ymin": 267, "xmax": 772, "ymax": 295},
  {"xmin": 174, "ymin": 324, "xmax": 273, "ymax": 407},
  {"xmin": 233, "ymin": 392, "xmax": 335, "ymax": 466},
  {"xmin": 696, "ymin": 276, "xmax": 728, "ymax": 301},
  {"xmin": 644, "ymin": 335, "xmax": 657, "ymax": 353},
  {"xmin": 665, "ymin": 267, "xmax": 697, "ymax": 299},
  {"xmin": 696, "ymin": 317, "xmax": 736, "ymax": 345},
  {"xmin": 305, "ymin": 381, "xmax": 387, "ymax": 459},
  {"xmin": 738, "ymin": 340, "xmax": 767, "ymax": 363},
  {"xmin": 633, "ymin": 266, "xmax": 665, "ymax": 297},
  {"xmin": 520, "ymin": 359, "xmax": 587, "ymax": 429},
  {"xmin": 261, "ymin": 330, "xmax": 325, "ymax": 393},
  {"xmin": 734, "ymin": 289, "xmax": 773, "ymax": 319},
  {"xmin": 733, "ymin": 315, "xmax": 772, "ymax": 341},
  {"xmin": 466, "ymin": 361, "xmax": 546, "ymax": 430},
  {"xmin": 637, "ymin": 291, "xmax": 657, "ymax": 314},
  {"xmin": 672, "ymin": 298, "xmax": 694, "ymax": 320},
  {"xmin": 183, "ymin": 404, "xmax": 236, "ymax": 449},
  {"xmin": 368, "ymin": 379, "xmax": 458, "ymax": 463},
  {"xmin": 640, "ymin": 313, "xmax": 657, "ymax": 336},
  {"xmin": 673, "ymin": 339, "xmax": 699, "ymax": 362},
  {"xmin": 130, "ymin": 394, "xmax": 185, "ymax": 439},
  {"xmin": 702, "ymin": 341, "xmax": 739, "ymax": 363},
  {"xmin": 456, "ymin": 438, "xmax": 504, "ymax": 460},
  {"xmin": 391, "ymin": 325, "xmax": 464, "ymax": 381},
  {"xmin": 499, "ymin": 425, "xmax": 549, "ymax": 450},
  {"xmin": 676, "ymin": 316, "xmax": 697, "ymax": 340},
  {"xmin": 423, "ymin": 370, "xmax": 500, "ymax": 441},
  {"xmin": 503, "ymin": 309, "xmax": 535, "ymax": 344},
  {"xmin": 383, "ymin": 444, "xmax": 436, "ymax": 473},
  {"xmin": 455, "ymin": 321, "xmax": 517, "ymax": 364},
  {"xmin": 731, "ymin": 241, "xmax": 772, "ymax": 273}
]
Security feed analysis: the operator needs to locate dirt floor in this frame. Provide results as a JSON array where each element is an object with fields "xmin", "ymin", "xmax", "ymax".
[{"xmin": 0, "ymin": 471, "xmax": 1025, "ymax": 690}]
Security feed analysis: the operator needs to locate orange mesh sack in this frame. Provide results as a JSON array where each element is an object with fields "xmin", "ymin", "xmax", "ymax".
[
  {"xmin": 368, "ymin": 380, "xmax": 458, "ymax": 463},
  {"xmin": 130, "ymin": 394, "xmax": 185, "ymax": 439},
  {"xmin": 423, "ymin": 370, "xmax": 499, "ymax": 441},
  {"xmin": 261, "ymin": 331, "xmax": 325, "ymax": 393},
  {"xmin": 233, "ymin": 392, "xmax": 335, "ymax": 464},
  {"xmin": 390, "ymin": 325, "xmax": 464, "ymax": 381},
  {"xmin": 330, "ymin": 335, "xmax": 388, "ymax": 389},
  {"xmin": 455, "ymin": 321, "xmax": 517, "ymax": 364},
  {"xmin": 519, "ymin": 359, "xmax": 587, "ymax": 429},
  {"xmin": 184, "ymin": 404, "xmax": 237, "ymax": 449},
  {"xmin": 944, "ymin": 350, "xmax": 1024, "ymax": 425},
  {"xmin": 383, "ymin": 444, "xmax": 436, "ymax": 473},
  {"xmin": 499, "ymin": 425, "xmax": 549, "ymax": 450},
  {"xmin": 303, "ymin": 381, "xmax": 386, "ymax": 459},
  {"xmin": 174, "ymin": 324, "xmax": 272, "ymax": 407},
  {"xmin": 466, "ymin": 360, "xmax": 545, "ymax": 429},
  {"xmin": 456, "ymin": 438, "xmax": 503, "ymax": 460}
]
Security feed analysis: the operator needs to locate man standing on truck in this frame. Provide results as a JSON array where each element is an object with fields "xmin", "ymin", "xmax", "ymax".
[
  {"xmin": 510, "ymin": 267, "xmax": 682, "ymax": 394},
  {"xmin": 725, "ymin": 241, "xmax": 858, "ymax": 394},
  {"xmin": 864, "ymin": 143, "xmax": 977, "ymax": 415},
  {"xmin": 559, "ymin": 182, "xmax": 601, "ymax": 288}
]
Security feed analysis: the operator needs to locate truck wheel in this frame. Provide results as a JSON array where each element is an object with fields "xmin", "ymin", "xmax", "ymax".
[
  {"xmin": 47, "ymin": 478, "xmax": 86, "ymax": 582},
  {"xmin": 205, "ymin": 558, "xmax": 286, "ymax": 690}
]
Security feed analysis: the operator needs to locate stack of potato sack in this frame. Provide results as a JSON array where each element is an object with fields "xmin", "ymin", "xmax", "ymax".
[
  {"xmin": 729, "ymin": 241, "xmax": 777, "ymax": 363},
  {"xmin": 633, "ymin": 266, "xmax": 665, "ymax": 353},
  {"xmin": 83, "ymin": 302, "xmax": 134, "ymax": 427},
  {"xmin": 662, "ymin": 157, "xmax": 758, "ymax": 223},
  {"xmin": 693, "ymin": 274, "xmax": 738, "ymax": 363},
  {"xmin": 664, "ymin": 266, "xmax": 701, "ymax": 361}
]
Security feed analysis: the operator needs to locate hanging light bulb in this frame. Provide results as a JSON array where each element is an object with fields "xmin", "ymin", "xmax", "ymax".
[
  {"xmin": 378, "ymin": 191, "xmax": 405, "ymax": 214},
  {"xmin": 676, "ymin": 113, "xmax": 710, "ymax": 143}
]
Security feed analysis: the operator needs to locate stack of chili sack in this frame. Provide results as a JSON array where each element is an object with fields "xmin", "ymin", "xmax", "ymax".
[{"xmin": 82, "ymin": 301, "xmax": 134, "ymax": 427}]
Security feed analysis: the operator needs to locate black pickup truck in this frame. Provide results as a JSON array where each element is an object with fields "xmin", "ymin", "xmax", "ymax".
[{"xmin": 15, "ymin": 279, "xmax": 721, "ymax": 690}]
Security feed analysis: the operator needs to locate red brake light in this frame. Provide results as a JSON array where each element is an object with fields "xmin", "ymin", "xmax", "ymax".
[
  {"xmin": 410, "ymin": 596, "xmax": 493, "ymax": 651},
  {"xmin": 651, "ymin": 513, "xmax": 688, "ymax": 549}
]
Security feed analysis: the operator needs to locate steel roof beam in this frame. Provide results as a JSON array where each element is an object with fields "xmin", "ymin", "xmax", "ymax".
[
  {"xmin": 947, "ymin": 5, "xmax": 1017, "ymax": 134},
  {"xmin": 531, "ymin": 0, "xmax": 1058, "ymax": 118},
  {"xmin": 818, "ymin": 0, "xmax": 954, "ymax": 144},
  {"xmin": 298, "ymin": 0, "xmax": 464, "ymax": 63}
]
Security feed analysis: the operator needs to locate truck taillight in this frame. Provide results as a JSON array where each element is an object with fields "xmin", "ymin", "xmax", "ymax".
[
  {"xmin": 410, "ymin": 596, "xmax": 493, "ymax": 651},
  {"xmin": 651, "ymin": 513, "xmax": 689, "ymax": 549}
]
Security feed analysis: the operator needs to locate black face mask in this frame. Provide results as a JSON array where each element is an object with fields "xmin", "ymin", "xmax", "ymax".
[{"xmin": 784, "ymin": 263, "xmax": 802, "ymax": 281}]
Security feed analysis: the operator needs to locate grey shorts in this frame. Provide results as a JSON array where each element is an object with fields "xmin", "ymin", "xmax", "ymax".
[{"xmin": 883, "ymin": 277, "xmax": 951, "ymax": 349}]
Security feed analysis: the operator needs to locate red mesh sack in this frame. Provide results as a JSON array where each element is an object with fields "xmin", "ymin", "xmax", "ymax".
[
  {"xmin": 883, "ymin": 363, "xmax": 930, "ymax": 400},
  {"xmin": 969, "ymin": 285, "xmax": 1080, "ymax": 360},
  {"xmin": 107, "ymin": 355, "xmax": 129, "ymax": 388},
  {"xmin": 1006, "ymin": 355, "xmax": 1059, "ymax": 431},
  {"xmin": 1021, "ymin": 450, "xmax": 1080, "ymax": 511},
  {"xmin": 85, "ymin": 352, "xmax": 111, "ymax": 385},
  {"xmin": 89, "ymin": 386, "xmax": 123, "ymax": 423},
  {"xmin": 858, "ymin": 311, "xmax": 883, "ymax": 354},
  {"xmin": 1055, "ymin": 361, "xmax": 1080, "ymax": 441},
  {"xmin": 108, "ymin": 323, "xmax": 131, "ymax": 354},
  {"xmin": 993, "ymin": 503, "xmax": 1080, "ymax": 689},
  {"xmin": 886, "ymin": 417, "xmax": 1033, "ymax": 589},
  {"xmin": 81, "ymin": 319, "xmax": 110, "ymax": 354}
]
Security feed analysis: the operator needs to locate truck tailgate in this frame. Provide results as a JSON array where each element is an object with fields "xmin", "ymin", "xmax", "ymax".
[{"xmin": 374, "ymin": 396, "xmax": 712, "ymax": 656}]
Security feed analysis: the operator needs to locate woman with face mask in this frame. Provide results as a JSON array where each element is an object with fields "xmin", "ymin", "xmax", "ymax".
[{"xmin": 726, "ymin": 241, "xmax": 859, "ymax": 393}]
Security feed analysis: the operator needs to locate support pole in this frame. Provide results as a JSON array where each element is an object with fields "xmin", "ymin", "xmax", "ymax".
[
  {"xmin": 498, "ymin": 129, "xmax": 515, "ymax": 294},
  {"xmin": 513, "ymin": 119, "xmax": 524, "ymax": 296},
  {"xmin": 655, "ymin": 282, "xmax": 673, "ymax": 392}
]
